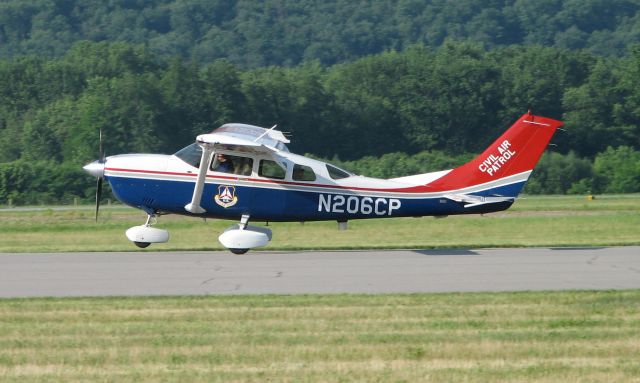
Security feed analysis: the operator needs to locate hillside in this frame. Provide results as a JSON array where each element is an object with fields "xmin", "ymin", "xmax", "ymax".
[{"xmin": 1, "ymin": 0, "xmax": 640, "ymax": 67}]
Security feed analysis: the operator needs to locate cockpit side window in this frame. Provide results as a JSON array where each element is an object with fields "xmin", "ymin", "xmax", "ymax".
[
  {"xmin": 327, "ymin": 164, "xmax": 351, "ymax": 180},
  {"xmin": 259, "ymin": 160, "xmax": 286, "ymax": 179},
  {"xmin": 292, "ymin": 164, "xmax": 316, "ymax": 181},
  {"xmin": 175, "ymin": 145, "xmax": 254, "ymax": 175},
  {"xmin": 211, "ymin": 153, "xmax": 253, "ymax": 176},
  {"xmin": 174, "ymin": 143, "xmax": 203, "ymax": 168}
]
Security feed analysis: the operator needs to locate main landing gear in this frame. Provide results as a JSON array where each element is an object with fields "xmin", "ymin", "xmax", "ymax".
[
  {"xmin": 218, "ymin": 214, "xmax": 272, "ymax": 254},
  {"xmin": 125, "ymin": 212, "xmax": 272, "ymax": 254},
  {"xmin": 125, "ymin": 214, "xmax": 170, "ymax": 249}
]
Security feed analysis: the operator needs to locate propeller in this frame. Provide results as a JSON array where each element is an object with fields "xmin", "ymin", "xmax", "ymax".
[
  {"xmin": 95, "ymin": 128, "xmax": 105, "ymax": 222},
  {"xmin": 83, "ymin": 128, "xmax": 106, "ymax": 222},
  {"xmin": 95, "ymin": 174, "xmax": 103, "ymax": 222}
]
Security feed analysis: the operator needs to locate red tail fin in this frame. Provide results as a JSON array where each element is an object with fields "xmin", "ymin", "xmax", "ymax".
[{"xmin": 426, "ymin": 113, "xmax": 563, "ymax": 192}]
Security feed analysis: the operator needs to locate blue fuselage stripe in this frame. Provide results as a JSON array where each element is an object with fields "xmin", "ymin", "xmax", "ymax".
[{"xmin": 106, "ymin": 176, "xmax": 524, "ymax": 221}]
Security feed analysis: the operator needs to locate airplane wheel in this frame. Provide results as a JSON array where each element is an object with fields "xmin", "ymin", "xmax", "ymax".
[
  {"xmin": 134, "ymin": 241, "xmax": 151, "ymax": 248},
  {"xmin": 230, "ymin": 248, "xmax": 249, "ymax": 255}
]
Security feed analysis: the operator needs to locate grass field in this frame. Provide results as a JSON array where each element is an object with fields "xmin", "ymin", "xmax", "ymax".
[
  {"xmin": 1, "ymin": 197, "xmax": 639, "ymax": 382},
  {"xmin": 1, "ymin": 194, "xmax": 639, "ymax": 252},
  {"xmin": 0, "ymin": 291, "xmax": 639, "ymax": 382}
]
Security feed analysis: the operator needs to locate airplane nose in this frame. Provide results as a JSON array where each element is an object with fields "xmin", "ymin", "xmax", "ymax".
[{"xmin": 83, "ymin": 160, "xmax": 105, "ymax": 178}]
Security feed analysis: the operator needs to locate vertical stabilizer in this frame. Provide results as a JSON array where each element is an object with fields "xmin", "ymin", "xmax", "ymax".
[{"xmin": 426, "ymin": 112, "xmax": 563, "ymax": 196}]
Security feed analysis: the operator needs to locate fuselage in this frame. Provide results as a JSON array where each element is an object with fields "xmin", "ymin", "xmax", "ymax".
[{"xmin": 103, "ymin": 148, "xmax": 522, "ymax": 222}]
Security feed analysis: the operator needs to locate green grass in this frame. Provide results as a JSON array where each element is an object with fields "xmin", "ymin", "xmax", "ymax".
[
  {"xmin": 0, "ymin": 291, "xmax": 639, "ymax": 382},
  {"xmin": 1, "ymin": 194, "xmax": 639, "ymax": 252},
  {"xmin": 509, "ymin": 193, "xmax": 640, "ymax": 211},
  {"xmin": 1, "ymin": 197, "xmax": 638, "ymax": 381}
]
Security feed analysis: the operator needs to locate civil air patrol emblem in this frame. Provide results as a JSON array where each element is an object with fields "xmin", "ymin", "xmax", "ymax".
[{"xmin": 214, "ymin": 185, "xmax": 238, "ymax": 208}]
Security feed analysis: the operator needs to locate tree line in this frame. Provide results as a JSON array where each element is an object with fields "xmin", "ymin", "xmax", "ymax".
[
  {"xmin": 1, "ymin": 0, "xmax": 640, "ymax": 67},
  {"xmin": 1, "ymin": 41, "xmax": 639, "ymax": 204},
  {"xmin": 330, "ymin": 147, "xmax": 640, "ymax": 195}
]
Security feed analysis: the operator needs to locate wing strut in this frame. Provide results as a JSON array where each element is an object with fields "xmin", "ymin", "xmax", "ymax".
[{"xmin": 185, "ymin": 143, "xmax": 215, "ymax": 214}]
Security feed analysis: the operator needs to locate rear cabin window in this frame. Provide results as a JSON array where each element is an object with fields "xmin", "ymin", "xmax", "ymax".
[
  {"xmin": 292, "ymin": 164, "xmax": 316, "ymax": 181},
  {"xmin": 211, "ymin": 154, "xmax": 253, "ymax": 176},
  {"xmin": 259, "ymin": 160, "xmax": 286, "ymax": 179},
  {"xmin": 327, "ymin": 164, "xmax": 351, "ymax": 180}
]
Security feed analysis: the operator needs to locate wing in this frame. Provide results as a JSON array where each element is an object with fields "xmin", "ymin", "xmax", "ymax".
[
  {"xmin": 196, "ymin": 131, "xmax": 290, "ymax": 169},
  {"xmin": 199, "ymin": 123, "xmax": 289, "ymax": 150},
  {"xmin": 185, "ymin": 124, "xmax": 291, "ymax": 214}
]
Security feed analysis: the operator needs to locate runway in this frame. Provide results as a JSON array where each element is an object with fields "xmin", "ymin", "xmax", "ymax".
[{"xmin": 0, "ymin": 247, "xmax": 638, "ymax": 298}]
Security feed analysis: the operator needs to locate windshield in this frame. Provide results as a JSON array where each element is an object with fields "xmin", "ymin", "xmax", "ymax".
[
  {"xmin": 174, "ymin": 143, "xmax": 202, "ymax": 168},
  {"xmin": 326, "ymin": 164, "xmax": 352, "ymax": 179}
]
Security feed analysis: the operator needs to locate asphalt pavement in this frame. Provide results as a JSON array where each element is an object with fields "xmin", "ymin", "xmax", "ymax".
[{"xmin": 0, "ymin": 247, "xmax": 638, "ymax": 297}]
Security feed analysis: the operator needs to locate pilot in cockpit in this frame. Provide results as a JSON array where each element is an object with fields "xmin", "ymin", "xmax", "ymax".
[{"xmin": 213, "ymin": 153, "xmax": 234, "ymax": 173}]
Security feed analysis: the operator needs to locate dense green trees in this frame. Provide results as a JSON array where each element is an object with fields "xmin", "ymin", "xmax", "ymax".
[
  {"xmin": 1, "ymin": 39, "xmax": 640, "ymax": 204},
  {"xmin": 593, "ymin": 146, "xmax": 640, "ymax": 193},
  {"xmin": 0, "ymin": 160, "xmax": 88, "ymax": 205},
  {"xmin": 327, "ymin": 147, "xmax": 640, "ymax": 196},
  {"xmin": 1, "ymin": 0, "xmax": 640, "ymax": 67},
  {"xmin": 520, "ymin": 152, "xmax": 594, "ymax": 195}
]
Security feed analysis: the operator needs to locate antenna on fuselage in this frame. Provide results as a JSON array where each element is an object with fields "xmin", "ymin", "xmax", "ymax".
[{"xmin": 253, "ymin": 124, "xmax": 278, "ymax": 142}]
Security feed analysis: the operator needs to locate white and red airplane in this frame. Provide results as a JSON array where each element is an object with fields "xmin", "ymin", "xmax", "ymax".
[{"xmin": 83, "ymin": 112, "xmax": 562, "ymax": 254}]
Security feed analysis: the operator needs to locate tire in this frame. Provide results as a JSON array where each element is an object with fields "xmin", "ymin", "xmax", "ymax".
[
  {"xmin": 229, "ymin": 248, "xmax": 249, "ymax": 255},
  {"xmin": 134, "ymin": 242, "xmax": 151, "ymax": 248}
]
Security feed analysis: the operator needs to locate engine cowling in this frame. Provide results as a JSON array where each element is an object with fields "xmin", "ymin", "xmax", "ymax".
[
  {"xmin": 125, "ymin": 225, "xmax": 170, "ymax": 244},
  {"xmin": 218, "ymin": 224, "xmax": 272, "ymax": 252}
]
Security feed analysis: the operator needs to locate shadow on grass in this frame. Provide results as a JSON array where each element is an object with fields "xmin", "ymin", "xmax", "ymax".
[{"xmin": 412, "ymin": 248, "xmax": 479, "ymax": 256}]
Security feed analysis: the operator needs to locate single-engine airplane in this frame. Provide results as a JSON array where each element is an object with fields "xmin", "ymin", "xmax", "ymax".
[{"xmin": 83, "ymin": 112, "xmax": 562, "ymax": 254}]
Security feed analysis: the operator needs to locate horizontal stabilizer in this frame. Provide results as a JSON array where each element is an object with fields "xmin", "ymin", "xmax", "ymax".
[{"xmin": 444, "ymin": 194, "xmax": 515, "ymax": 208}]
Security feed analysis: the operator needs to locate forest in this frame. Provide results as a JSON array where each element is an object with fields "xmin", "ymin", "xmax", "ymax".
[
  {"xmin": 2, "ymin": 0, "xmax": 640, "ymax": 66},
  {"xmin": 1, "ymin": 1, "xmax": 640, "ymax": 204}
]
